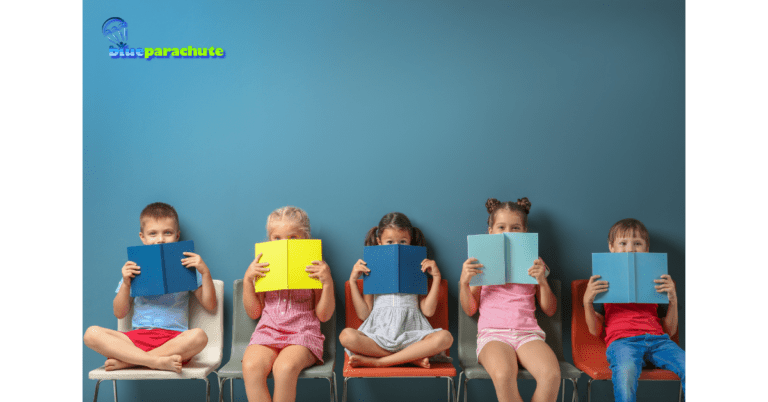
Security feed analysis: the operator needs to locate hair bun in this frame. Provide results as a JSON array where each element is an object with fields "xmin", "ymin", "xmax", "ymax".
[
  {"xmin": 485, "ymin": 198, "xmax": 501, "ymax": 214},
  {"xmin": 516, "ymin": 197, "xmax": 531, "ymax": 214}
]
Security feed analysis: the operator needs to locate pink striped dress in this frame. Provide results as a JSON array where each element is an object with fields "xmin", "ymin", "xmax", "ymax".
[{"xmin": 248, "ymin": 288, "xmax": 325, "ymax": 363}]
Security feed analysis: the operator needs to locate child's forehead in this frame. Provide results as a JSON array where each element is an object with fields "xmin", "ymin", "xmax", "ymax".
[
  {"xmin": 141, "ymin": 216, "xmax": 178, "ymax": 230},
  {"xmin": 268, "ymin": 219, "xmax": 304, "ymax": 234},
  {"xmin": 380, "ymin": 227, "xmax": 410, "ymax": 237},
  {"xmin": 612, "ymin": 229, "xmax": 645, "ymax": 241}
]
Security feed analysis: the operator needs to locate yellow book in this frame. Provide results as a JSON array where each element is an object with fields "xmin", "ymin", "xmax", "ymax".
[{"xmin": 253, "ymin": 239, "xmax": 323, "ymax": 292}]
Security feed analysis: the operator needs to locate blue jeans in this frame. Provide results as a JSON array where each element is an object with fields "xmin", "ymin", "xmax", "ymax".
[{"xmin": 605, "ymin": 334, "xmax": 685, "ymax": 402}]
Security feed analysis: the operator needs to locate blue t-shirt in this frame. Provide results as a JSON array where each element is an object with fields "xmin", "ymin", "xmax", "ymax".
[{"xmin": 115, "ymin": 272, "xmax": 203, "ymax": 332}]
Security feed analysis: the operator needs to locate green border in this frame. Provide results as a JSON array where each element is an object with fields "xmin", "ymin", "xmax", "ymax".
[
  {"xmin": 686, "ymin": 1, "xmax": 768, "ymax": 401},
  {"xmin": 6, "ymin": 1, "xmax": 82, "ymax": 401}
]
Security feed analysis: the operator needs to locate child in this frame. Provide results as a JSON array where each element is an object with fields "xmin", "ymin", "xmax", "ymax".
[
  {"xmin": 83, "ymin": 202, "xmax": 217, "ymax": 373},
  {"xmin": 339, "ymin": 212, "xmax": 453, "ymax": 368},
  {"xmin": 583, "ymin": 218, "xmax": 685, "ymax": 402},
  {"xmin": 242, "ymin": 206, "xmax": 335, "ymax": 402},
  {"xmin": 459, "ymin": 198, "xmax": 561, "ymax": 402}
]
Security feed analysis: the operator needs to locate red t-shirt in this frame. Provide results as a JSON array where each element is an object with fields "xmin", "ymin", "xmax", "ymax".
[{"xmin": 601, "ymin": 303, "xmax": 666, "ymax": 347}]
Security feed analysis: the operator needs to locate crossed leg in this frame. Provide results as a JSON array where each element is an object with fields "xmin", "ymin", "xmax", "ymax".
[
  {"xmin": 83, "ymin": 325, "xmax": 207, "ymax": 373},
  {"xmin": 341, "ymin": 329, "xmax": 453, "ymax": 368}
]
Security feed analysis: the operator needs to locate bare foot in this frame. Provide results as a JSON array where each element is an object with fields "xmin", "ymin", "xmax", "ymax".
[
  {"xmin": 349, "ymin": 354, "xmax": 380, "ymax": 368},
  {"xmin": 153, "ymin": 355, "xmax": 183, "ymax": 373},
  {"xmin": 410, "ymin": 357, "xmax": 430, "ymax": 369},
  {"xmin": 104, "ymin": 358, "xmax": 136, "ymax": 371}
]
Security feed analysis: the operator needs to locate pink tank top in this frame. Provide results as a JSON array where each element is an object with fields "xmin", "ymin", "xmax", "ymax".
[{"xmin": 477, "ymin": 283, "xmax": 542, "ymax": 332}]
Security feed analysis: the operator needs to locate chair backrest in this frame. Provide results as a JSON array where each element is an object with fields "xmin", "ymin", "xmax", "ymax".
[
  {"xmin": 570, "ymin": 279, "xmax": 679, "ymax": 365},
  {"xmin": 118, "ymin": 279, "xmax": 225, "ymax": 364},
  {"xmin": 345, "ymin": 278, "xmax": 450, "ymax": 356},
  {"xmin": 231, "ymin": 279, "xmax": 336, "ymax": 363},
  {"xmin": 458, "ymin": 280, "xmax": 564, "ymax": 367}
]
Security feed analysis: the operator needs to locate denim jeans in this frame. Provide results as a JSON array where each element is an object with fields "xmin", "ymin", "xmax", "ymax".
[{"xmin": 605, "ymin": 334, "xmax": 685, "ymax": 402}]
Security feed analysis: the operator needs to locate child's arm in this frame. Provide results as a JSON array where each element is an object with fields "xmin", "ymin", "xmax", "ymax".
[
  {"xmin": 243, "ymin": 253, "xmax": 270, "ymax": 320},
  {"xmin": 530, "ymin": 258, "xmax": 556, "ymax": 317},
  {"xmin": 183, "ymin": 252, "xmax": 217, "ymax": 311},
  {"xmin": 114, "ymin": 261, "xmax": 138, "ymax": 319},
  {"xmin": 583, "ymin": 275, "xmax": 608, "ymax": 336},
  {"xmin": 308, "ymin": 260, "xmax": 335, "ymax": 322},
  {"xmin": 419, "ymin": 259, "xmax": 442, "ymax": 317},
  {"xmin": 655, "ymin": 274, "xmax": 679, "ymax": 336},
  {"xmin": 349, "ymin": 259, "xmax": 374, "ymax": 321},
  {"xmin": 459, "ymin": 258, "xmax": 483, "ymax": 316}
]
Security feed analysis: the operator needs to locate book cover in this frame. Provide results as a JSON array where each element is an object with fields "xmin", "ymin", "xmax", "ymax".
[
  {"xmin": 467, "ymin": 233, "xmax": 539, "ymax": 286},
  {"xmin": 362, "ymin": 244, "xmax": 428, "ymax": 295},
  {"xmin": 253, "ymin": 239, "xmax": 323, "ymax": 292},
  {"xmin": 592, "ymin": 252, "xmax": 669, "ymax": 304},
  {"xmin": 127, "ymin": 240, "xmax": 197, "ymax": 297}
]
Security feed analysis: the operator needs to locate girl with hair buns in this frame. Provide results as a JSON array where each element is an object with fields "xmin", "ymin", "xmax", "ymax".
[
  {"xmin": 241, "ymin": 206, "xmax": 335, "ymax": 402},
  {"xmin": 459, "ymin": 198, "xmax": 560, "ymax": 402},
  {"xmin": 339, "ymin": 212, "xmax": 453, "ymax": 368}
]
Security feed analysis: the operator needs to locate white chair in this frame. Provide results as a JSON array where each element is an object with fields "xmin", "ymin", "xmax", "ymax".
[{"xmin": 88, "ymin": 279, "xmax": 224, "ymax": 402}]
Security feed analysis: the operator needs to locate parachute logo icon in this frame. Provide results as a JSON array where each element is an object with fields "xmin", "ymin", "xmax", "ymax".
[{"xmin": 103, "ymin": 17, "xmax": 128, "ymax": 50}]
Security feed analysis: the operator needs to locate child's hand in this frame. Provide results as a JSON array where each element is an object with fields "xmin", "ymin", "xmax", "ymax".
[
  {"xmin": 527, "ymin": 258, "xmax": 548, "ymax": 284},
  {"xmin": 654, "ymin": 274, "xmax": 677, "ymax": 304},
  {"xmin": 350, "ymin": 259, "xmax": 370, "ymax": 282},
  {"xmin": 244, "ymin": 253, "xmax": 270, "ymax": 284},
  {"xmin": 181, "ymin": 252, "xmax": 209, "ymax": 276},
  {"xmin": 306, "ymin": 260, "xmax": 333, "ymax": 286},
  {"xmin": 421, "ymin": 258, "xmax": 441, "ymax": 277},
  {"xmin": 460, "ymin": 258, "xmax": 483, "ymax": 286},
  {"xmin": 584, "ymin": 275, "xmax": 609, "ymax": 305},
  {"xmin": 122, "ymin": 261, "xmax": 140, "ymax": 282}
]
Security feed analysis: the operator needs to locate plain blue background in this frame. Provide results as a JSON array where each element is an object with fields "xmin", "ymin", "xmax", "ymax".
[{"xmin": 83, "ymin": 1, "xmax": 685, "ymax": 401}]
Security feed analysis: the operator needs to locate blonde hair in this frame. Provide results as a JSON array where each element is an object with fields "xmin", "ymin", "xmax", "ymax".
[{"xmin": 266, "ymin": 206, "xmax": 311, "ymax": 238}]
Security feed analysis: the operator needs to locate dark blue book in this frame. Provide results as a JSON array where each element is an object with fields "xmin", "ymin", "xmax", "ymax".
[
  {"xmin": 127, "ymin": 240, "xmax": 197, "ymax": 297},
  {"xmin": 362, "ymin": 244, "xmax": 428, "ymax": 295},
  {"xmin": 592, "ymin": 252, "xmax": 668, "ymax": 304}
]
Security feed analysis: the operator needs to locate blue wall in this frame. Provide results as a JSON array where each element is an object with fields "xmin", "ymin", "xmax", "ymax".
[{"xmin": 84, "ymin": 1, "xmax": 685, "ymax": 401}]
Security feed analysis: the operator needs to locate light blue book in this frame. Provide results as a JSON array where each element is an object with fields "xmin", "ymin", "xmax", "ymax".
[
  {"xmin": 363, "ymin": 244, "xmax": 428, "ymax": 295},
  {"xmin": 592, "ymin": 252, "xmax": 668, "ymax": 304},
  {"xmin": 467, "ymin": 233, "xmax": 539, "ymax": 286}
]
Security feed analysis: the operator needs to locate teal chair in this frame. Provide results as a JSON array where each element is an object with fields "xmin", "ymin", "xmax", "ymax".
[
  {"xmin": 457, "ymin": 280, "xmax": 582, "ymax": 402},
  {"xmin": 215, "ymin": 279, "xmax": 337, "ymax": 402}
]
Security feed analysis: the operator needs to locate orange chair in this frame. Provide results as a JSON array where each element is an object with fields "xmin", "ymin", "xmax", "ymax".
[
  {"xmin": 342, "ymin": 278, "xmax": 456, "ymax": 402},
  {"xmin": 571, "ymin": 279, "xmax": 682, "ymax": 402}
]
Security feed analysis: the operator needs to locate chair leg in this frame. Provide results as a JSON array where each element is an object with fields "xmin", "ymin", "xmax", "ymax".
[
  {"xmin": 204, "ymin": 378, "xmax": 210, "ymax": 402},
  {"xmin": 326, "ymin": 375, "xmax": 336, "ymax": 402},
  {"xmin": 92, "ymin": 379, "xmax": 102, "ymax": 402},
  {"xmin": 464, "ymin": 377, "xmax": 469, "ymax": 402},
  {"xmin": 342, "ymin": 377, "xmax": 349, "ymax": 402},
  {"xmin": 113, "ymin": 380, "xmax": 118, "ymax": 402},
  {"xmin": 679, "ymin": 381, "xmax": 683, "ymax": 402},
  {"xmin": 569, "ymin": 378, "xmax": 579, "ymax": 402},
  {"xmin": 587, "ymin": 378, "xmax": 593, "ymax": 402},
  {"xmin": 561, "ymin": 378, "xmax": 565, "ymax": 402},
  {"xmin": 334, "ymin": 372, "xmax": 338, "ymax": 402},
  {"xmin": 447, "ymin": 377, "xmax": 456, "ymax": 402},
  {"xmin": 217, "ymin": 378, "xmax": 225, "ymax": 402},
  {"xmin": 455, "ymin": 372, "xmax": 462, "ymax": 402},
  {"xmin": 230, "ymin": 378, "xmax": 234, "ymax": 402}
]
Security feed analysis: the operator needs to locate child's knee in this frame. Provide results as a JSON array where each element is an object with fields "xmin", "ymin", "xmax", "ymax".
[
  {"xmin": 339, "ymin": 328, "xmax": 357, "ymax": 347},
  {"xmin": 243, "ymin": 354, "xmax": 273, "ymax": 377},
  {"xmin": 487, "ymin": 362, "xmax": 517, "ymax": 383},
  {"xmin": 189, "ymin": 328, "xmax": 208, "ymax": 348},
  {"xmin": 272, "ymin": 358, "xmax": 303, "ymax": 379},
  {"xmin": 83, "ymin": 326, "xmax": 103, "ymax": 347},
  {"xmin": 437, "ymin": 330, "xmax": 453, "ymax": 349}
]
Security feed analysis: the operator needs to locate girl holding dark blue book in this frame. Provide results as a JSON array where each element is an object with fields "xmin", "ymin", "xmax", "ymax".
[
  {"xmin": 459, "ymin": 198, "xmax": 560, "ymax": 402},
  {"xmin": 339, "ymin": 212, "xmax": 453, "ymax": 368}
]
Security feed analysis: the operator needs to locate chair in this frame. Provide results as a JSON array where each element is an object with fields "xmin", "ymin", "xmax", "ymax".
[
  {"xmin": 341, "ymin": 278, "xmax": 456, "ymax": 402},
  {"xmin": 88, "ymin": 279, "xmax": 225, "ymax": 402},
  {"xmin": 571, "ymin": 279, "xmax": 683, "ymax": 402},
  {"xmin": 457, "ymin": 279, "xmax": 582, "ymax": 402},
  {"xmin": 215, "ymin": 279, "xmax": 337, "ymax": 402}
]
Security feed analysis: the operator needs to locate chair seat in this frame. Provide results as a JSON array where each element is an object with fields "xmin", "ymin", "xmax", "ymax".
[
  {"xmin": 461, "ymin": 361, "xmax": 582, "ymax": 381},
  {"xmin": 575, "ymin": 361, "xmax": 681, "ymax": 381},
  {"xmin": 216, "ymin": 355, "xmax": 335, "ymax": 379},
  {"xmin": 88, "ymin": 357, "xmax": 218, "ymax": 380},
  {"xmin": 343, "ymin": 352, "xmax": 456, "ymax": 378}
]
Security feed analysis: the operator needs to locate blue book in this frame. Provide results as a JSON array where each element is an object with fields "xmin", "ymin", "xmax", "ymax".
[
  {"xmin": 127, "ymin": 240, "xmax": 197, "ymax": 297},
  {"xmin": 467, "ymin": 233, "xmax": 539, "ymax": 286},
  {"xmin": 362, "ymin": 244, "xmax": 428, "ymax": 295},
  {"xmin": 592, "ymin": 252, "xmax": 668, "ymax": 304}
]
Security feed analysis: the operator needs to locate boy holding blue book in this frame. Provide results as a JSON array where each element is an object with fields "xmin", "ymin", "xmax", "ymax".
[
  {"xmin": 83, "ymin": 202, "xmax": 217, "ymax": 372},
  {"xmin": 583, "ymin": 218, "xmax": 685, "ymax": 402}
]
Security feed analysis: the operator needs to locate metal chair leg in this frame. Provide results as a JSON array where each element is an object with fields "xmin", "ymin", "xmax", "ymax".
[
  {"xmin": 587, "ymin": 378, "xmax": 593, "ymax": 402},
  {"xmin": 217, "ymin": 378, "xmax": 226, "ymax": 402},
  {"xmin": 92, "ymin": 379, "xmax": 102, "ymax": 402},
  {"xmin": 561, "ymin": 378, "xmax": 565, "ymax": 402},
  {"xmin": 455, "ymin": 372, "xmax": 462, "ymax": 402},
  {"xmin": 326, "ymin": 375, "xmax": 335, "ymax": 402},
  {"xmin": 569, "ymin": 378, "xmax": 579, "ymax": 402},
  {"xmin": 464, "ymin": 377, "xmax": 469, "ymax": 402},
  {"xmin": 230, "ymin": 377, "xmax": 234, "ymax": 402},
  {"xmin": 342, "ymin": 377, "xmax": 349, "ymax": 402},
  {"xmin": 447, "ymin": 377, "xmax": 456, "ymax": 402},
  {"xmin": 334, "ymin": 372, "xmax": 338, "ymax": 402},
  {"xmin": 679, "ymin": 381, "xmax": 683, "ymax": 402},
  {"xmin": 204, "ymin": 378, "xmax": 210, "ymax": 402},
  {"xmin": 113, "ymin": 380, "xmax": 118, "ymax": 402}
]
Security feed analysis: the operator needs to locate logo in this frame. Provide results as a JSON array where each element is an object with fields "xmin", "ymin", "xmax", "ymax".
[{"xmin": 103, "ymin": 17, "xmax": 225, "ymax": 60}]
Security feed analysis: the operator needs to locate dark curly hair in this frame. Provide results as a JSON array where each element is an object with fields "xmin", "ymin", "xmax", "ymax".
[{"xmin": 485, "ymin": 197, "xmax": 531, "ymax": 231}]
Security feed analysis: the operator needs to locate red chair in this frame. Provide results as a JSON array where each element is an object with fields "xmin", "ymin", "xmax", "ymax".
[
  {"xmin": 342, "ymin": 278, "xmax": 456, "ymax": 402},
  {"xmin": 571, "ymin": 279, "xmax": 682, "ymax": 402}
]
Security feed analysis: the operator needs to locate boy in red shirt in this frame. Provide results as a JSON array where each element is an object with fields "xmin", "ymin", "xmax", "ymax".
[{"xmin": 583, "ymin": 218, "xmax": 685, "ymax": 402}]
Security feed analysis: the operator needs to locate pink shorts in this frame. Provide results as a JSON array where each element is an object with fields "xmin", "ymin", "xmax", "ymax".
[
  {"xmin": 124, "ymin": 328, "xmax": 183, "ymax": 352},
  {"xmin": 476, "ymin": 328, "xmax": 546, "ymax": 358}
]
